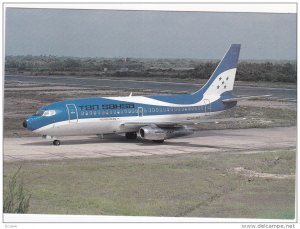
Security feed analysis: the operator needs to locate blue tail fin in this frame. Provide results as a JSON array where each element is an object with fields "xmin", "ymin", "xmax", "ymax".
[{"xmin": 193, "ymin": 44, "xmax": 241, "ymax": 97}]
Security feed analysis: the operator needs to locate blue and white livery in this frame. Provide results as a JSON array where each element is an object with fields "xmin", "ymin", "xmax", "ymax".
[{"xmin": 23, "ymin": 44, "xmax": 258, "ymax": 145}]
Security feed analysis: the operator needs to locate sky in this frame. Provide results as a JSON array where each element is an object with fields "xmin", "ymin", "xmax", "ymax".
[{"xmin": 5, "ymin": 8, "xmax": 297, "ymax": 60}]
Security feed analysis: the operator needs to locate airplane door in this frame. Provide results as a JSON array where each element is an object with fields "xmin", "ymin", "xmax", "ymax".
[
  {"xmin": 204, "ymin": 99, "xmax": 211, "ymax": 115},
  {"xmin": 66, "ymin": 104, "xmax": 78, "ymax": 123},
  {"xmin": 138, "ymin": 107, "xmax": 143, "ymax": 117}
]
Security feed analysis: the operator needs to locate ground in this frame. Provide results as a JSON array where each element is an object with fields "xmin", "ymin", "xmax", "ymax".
[
  {"xmin": 3, "ymin": 75, "xmax": 297, "ymax": 219},
  {"xmin": 4, "ymin": 149, "xmax": 295, "ymax": 218}
]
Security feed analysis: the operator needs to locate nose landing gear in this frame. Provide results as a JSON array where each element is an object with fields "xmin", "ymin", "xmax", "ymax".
[{"xmin": 53, "ymin": 140, "xmax": 61, "ymax": 146}]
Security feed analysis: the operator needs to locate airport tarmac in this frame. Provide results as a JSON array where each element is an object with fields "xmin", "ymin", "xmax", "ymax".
[
  {"xmin": 4, "ymin": 126, "xmax": 296, "ymax": 162},
  {"xmin": 5, "ymin": 74, "xmax": 297, "ymax": 100}
]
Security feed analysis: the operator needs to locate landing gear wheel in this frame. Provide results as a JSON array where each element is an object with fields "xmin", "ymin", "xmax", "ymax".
[
  {"xmin": 125, "ymin": 132, "xmax": 137, "ymax": 140},
  {"xmin": 152, "ymin": 140, "xmax": 164, "ymax": 144},
  {"xmin": 53, "ymin": 140, "xmax": 61, "ymax": 146}
]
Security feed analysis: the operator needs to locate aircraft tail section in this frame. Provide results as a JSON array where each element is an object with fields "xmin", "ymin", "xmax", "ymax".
[
  {"xmin": 106, "ymin": 44, "xmax": 242, "ymax": 106},
  {"xmin": 193, "ymin": 44, "xmax": 241, "ymax": 98}
]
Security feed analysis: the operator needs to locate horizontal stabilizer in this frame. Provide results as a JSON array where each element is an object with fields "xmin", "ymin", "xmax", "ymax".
[{"xmin": 222, "ymin": 95, "xmax": 271, "ymax": 103}]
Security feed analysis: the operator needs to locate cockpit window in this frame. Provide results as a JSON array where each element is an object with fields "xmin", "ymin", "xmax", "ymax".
[
  {"xmin": 34, "ymin": 110, "xmax": 56, "ymax": 116},
  {"xmin": 43, "ymin": 110, "xmax": 56, "ymax": 116}
]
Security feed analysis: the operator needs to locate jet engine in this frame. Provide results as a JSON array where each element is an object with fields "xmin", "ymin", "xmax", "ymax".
[{"xmin": 139, "ymin": 125, "xmax": 194, "ymax": 141}]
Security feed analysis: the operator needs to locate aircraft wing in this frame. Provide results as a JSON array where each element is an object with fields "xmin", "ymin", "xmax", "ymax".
[
  {"xmin": 120, "ymin": 121, "xmax": 193, "ymax": 128},
  {"xmin": 222, "ymin": 95, "xmax": 271, "ymax": 103},
  {"xmin": 120, "ymin": 117, "xmax": 247, "ymax": 129}
]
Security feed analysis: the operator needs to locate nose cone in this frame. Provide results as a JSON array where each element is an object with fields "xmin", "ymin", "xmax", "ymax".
[{"xmin": 22, "ymin": 120, "xmax": 27, "ymax": 128}]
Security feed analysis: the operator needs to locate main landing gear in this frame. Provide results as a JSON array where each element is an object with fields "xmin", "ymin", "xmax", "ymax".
[
  {"xmin": 53, "ymin": 140, "xmax": 61, "ymax": 146},
  {"xmin": 125, "ymin": 132, "xmax": 137, "ymax": 140}
]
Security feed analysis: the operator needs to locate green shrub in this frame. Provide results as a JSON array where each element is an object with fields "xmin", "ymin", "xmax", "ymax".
[{"xmin": 3, "ymin": 166, "xmax": 31, "ymax": 213}]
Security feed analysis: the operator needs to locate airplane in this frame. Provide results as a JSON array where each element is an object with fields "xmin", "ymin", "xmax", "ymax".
[{"xmin": 22, "ymin": 44, "xmax": 268, "ymax": 146}]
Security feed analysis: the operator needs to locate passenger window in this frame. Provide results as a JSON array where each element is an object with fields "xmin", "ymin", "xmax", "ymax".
[{"xmin": 81, "ymin": 111, "xmax": 84, "ymax": 116}]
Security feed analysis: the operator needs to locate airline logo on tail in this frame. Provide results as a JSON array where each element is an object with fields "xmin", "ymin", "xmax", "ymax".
[{"xmin": 193, "ymin": 44, "xmax": 241, "ymax": 98}]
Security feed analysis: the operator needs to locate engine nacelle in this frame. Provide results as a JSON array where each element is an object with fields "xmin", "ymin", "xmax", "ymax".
[{"xmin": 139, "ymin": 125, "xmax": 194, "ymax": 141}]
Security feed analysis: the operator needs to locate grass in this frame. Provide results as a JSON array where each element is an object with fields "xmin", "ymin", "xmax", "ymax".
[
  {"xmin": 3, "ymin": 166, "xmax": 31, "ymax": 213},
  {"xmin": 3, "ymin": 149, "xmax": 295, "ymax": 219}
]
